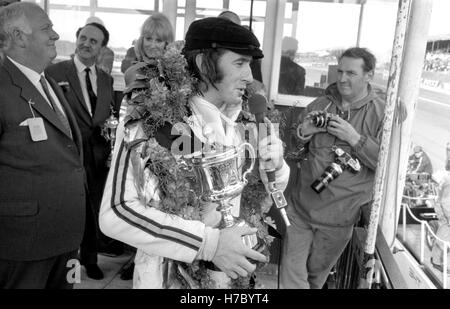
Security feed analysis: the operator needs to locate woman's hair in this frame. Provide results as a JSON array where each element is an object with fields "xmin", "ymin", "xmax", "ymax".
[
  {"xmin": 134, "ymin": 13, "xmax": 174, "ymax": 61},
  {"xmin": 141, "ymin": 13, "xmax": 174, "ymax": 42}
]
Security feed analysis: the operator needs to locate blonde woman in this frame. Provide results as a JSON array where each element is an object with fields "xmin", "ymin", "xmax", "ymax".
[{"xmin": 118, "ymin": 13, "xmax": 175, "ymax": 122}]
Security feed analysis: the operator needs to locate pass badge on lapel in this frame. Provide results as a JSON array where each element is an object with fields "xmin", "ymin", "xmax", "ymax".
[
  {"xmin": 27, "ymin": 99, "xmax": 48, "ymax": 142},
  {"xmin": 28, "ymin": 117, "xmax": 48, "ymax": 141}
]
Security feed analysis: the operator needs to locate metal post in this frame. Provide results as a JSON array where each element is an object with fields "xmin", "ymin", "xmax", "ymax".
[
  {"xmin": 356, "ymin": 0, "xmax": 366, "ymax": 47},
  {"xmin": 262, "ymin": 0, "xmax": 285, "ymax": 100},
  {"xmin": 184, "ymin": 0, "xmax": 196, "ymax": 37},
  {"xmin": 249, "ymin": 0, "xmax": 254, "ymax": 31},
  {"xmin": 361, "ymin": 0, "xmax": 434, "ymax": 289},
  {"xmin": 291, "ymin": 0, "xmax": 299, "ymax": 38},
  {"xmin": 444, "ymin": 243, "xmax": 448, "ymax": 289},
  {"xmin": 379, "ymin": 0, "xmax": 433, "ymax": 246},
  {"xmin": 358, "ymin": 0, "xmax": 412, "ymax": 289},
  {"xmin": 402, "ymin": 204, "xmax": 406, "ymax": 242},
  {"xmin": 90, "ymin": 0, "xmax": 96, "ymax": 17},
  {"xmin": 223, "ymin": 0, "xmax": 230, "ymax": 9},
  {"xmin": 42, "ymin": 0, "xmax": 49, "ymax": 13},
  {"xmin": 420, "ymin": 222, "xmax": 425, "ymax": 263},
  {"xmin": 162, "ymin": 0, "xmax": 178, "ymax": 35}
]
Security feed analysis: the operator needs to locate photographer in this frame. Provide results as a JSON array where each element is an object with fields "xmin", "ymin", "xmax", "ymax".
[{"xmin": 280, "ymin": 47, "xmax": 385, "ymax": 289}]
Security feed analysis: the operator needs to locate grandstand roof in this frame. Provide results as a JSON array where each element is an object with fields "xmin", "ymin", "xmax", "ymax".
[
  {"xmin": 427, "ymin": 34, "xmax": 450, "ymax": 43},
  {"xmin": 427, "ymin": 34, "xmax": 450, "ymax": 52}
]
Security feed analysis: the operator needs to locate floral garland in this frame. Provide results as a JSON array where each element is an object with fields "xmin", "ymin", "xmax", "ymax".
[
  {"xmin": 125, "ymin": 41, "xmax": 196, "ymax": 138},
  {"xmin": 142, "ymin": 138, "xmax": 202, "ymax": 221},
  {"xmin": 124, "ymin": 42, "xmax": 286, "ymax": 289}
]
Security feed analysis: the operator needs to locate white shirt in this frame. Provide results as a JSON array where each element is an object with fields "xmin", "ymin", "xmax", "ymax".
[
  {"xmin": 8, "ymin": 56, "xmax": 67, "ymax": 117},
  {"xmin": 74, "ymin": 54, "xmax": 97, "ymax": 116},
  {"xmin": 189, "ymin": 96, "xmax": 242, "ymax": 147}
]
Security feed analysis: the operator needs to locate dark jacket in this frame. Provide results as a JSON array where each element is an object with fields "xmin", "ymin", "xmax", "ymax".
[
  {"xmin": 46, "ymin": 59, "xmax": 115, "ymax": 209},
  {"xmin": 0, "ymin": 57, "xmax": 86, "ymax": 261},
  {"xmin": 289, "ymin": 83, "xmax": 385, "ymax": 226},
  {"xmin": 278, "ymin": 55, "xmax": 305, "ymax": 95}
]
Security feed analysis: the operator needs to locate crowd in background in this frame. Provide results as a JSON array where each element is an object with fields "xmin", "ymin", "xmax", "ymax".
[{"xmin": 424, "ymin": 51, "xmax": 450, "ymax": 72}]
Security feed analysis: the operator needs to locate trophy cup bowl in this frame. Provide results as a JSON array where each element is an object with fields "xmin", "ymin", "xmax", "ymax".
[
  {"xmin": 180, "ymin": 142, "xmax": 268, "ymax": 287},
  {"xmin": 103, "ymin": 114, "xmax": 119, "ymax": 167},
  {"xmin": 184, "ymin": 142, "xmax": 258, "ymax": 247}
]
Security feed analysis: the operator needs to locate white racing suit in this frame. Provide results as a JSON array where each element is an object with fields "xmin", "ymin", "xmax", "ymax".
[{"xmin": 99, "ymin": 96, "xmax": 290, "ymax": 288}]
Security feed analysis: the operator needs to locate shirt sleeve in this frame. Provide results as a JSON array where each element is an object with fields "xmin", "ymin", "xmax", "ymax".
[
  {"xmin": 351, "ymin": 112, "xmax": 383, "ymax": 171},
  {"xmin": 99, "ymin": 123, "xmax": 219, "ymax": 263},
  {"xmin": 352, "ymin": 133, "xmax": 380, "ymax": 171}
]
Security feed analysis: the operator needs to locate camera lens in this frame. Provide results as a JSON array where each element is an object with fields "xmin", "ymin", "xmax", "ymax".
[
  {"xmin": 311, "ymin": 113, "xmax": 330, "ymax": 128},
  {"xmin": 312, "ymin": 114, "xmax": 325, "ymax": 127},
  {"xmin": 311, "ymin": 163, "xmax": 343, "ymax": 193}
]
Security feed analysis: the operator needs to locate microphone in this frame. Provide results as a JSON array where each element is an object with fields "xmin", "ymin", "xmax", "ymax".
[
  {"xmin": 248, "ymin": 93, "xmax": 267, "ymax": 127},
  {"xmin": 248, "ymin": 94, "xmax": 291, "ymax": 227}
]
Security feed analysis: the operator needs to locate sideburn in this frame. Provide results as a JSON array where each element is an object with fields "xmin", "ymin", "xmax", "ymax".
[{"xmin": 197, "ymin": 50, "xmax": 225, "ymax": 92}]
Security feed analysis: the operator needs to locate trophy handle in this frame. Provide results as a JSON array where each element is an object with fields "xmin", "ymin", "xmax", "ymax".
[{"xmin": 238, "ymin": 142, "xmax": 256, "ymax": 185}]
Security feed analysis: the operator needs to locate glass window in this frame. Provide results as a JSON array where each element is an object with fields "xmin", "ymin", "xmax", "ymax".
[
  {"xmin": 97, "ymin": 0, "xmax": 155, "ymax": 10},
  {"xmin": 229, "ymin": 0, "xmax": 266, "ymax": 17},
  {"xmin": 95, "ymin": 12, "xmax": 148, "ymax": 49},
  {"xmin": 50, "ymin": 9, "xmax": 89, "ymax": 60},
  {"xmin": 50, "ymin": 0, "xmax": 89, "ymax": 6},
  {"xmin": 175, "ymin": 16, "xmax": 185, "ymax": 41},
  {"xmin": 196, "ymin": 0, "xmax": 222, "ymax": 10},
  {"xmin": 276, "ymin": 1, "xmax": 397, "ymax": 98}
]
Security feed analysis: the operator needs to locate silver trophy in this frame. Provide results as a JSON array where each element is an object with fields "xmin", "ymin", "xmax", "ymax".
[
  {"xmin": 102, "ymin": 113, "xmax": 119, "ymax": 167},
  {"xmin": 183, "ymin": 142, "xmax": 258, "ymax": 248}
]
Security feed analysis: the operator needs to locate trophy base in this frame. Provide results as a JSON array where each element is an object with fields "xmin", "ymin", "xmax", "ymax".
[
  {"xmin": 218, "ymin": 217, "xmax": 263, "ymax": 251},
  {"xmin": 235, "ymin": 220, "xmax": 259, "ymax": 249}
]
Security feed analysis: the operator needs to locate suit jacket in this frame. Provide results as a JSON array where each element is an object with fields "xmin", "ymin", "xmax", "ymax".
[
  {"xmin": 45, "ymin": 59, "xmax": 115, "ymax": 209},
  {"xmin": 0, "ymin": 57, "xmax": 86, "ymax": 261},
  {"xmin": 278, "ymin": 55, "xmax": 305, "ymax": 95}
]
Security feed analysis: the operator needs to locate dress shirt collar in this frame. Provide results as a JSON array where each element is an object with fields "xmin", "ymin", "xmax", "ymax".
[
  {"xmin": 7, "ymin": 56, "xmax": 43, "ymax": 85},
  {"xmin": 74, "ymin": 54, "xmax": 96, "ymax": 76}
]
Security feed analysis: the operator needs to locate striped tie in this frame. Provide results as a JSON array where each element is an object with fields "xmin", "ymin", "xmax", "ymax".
[
  {"xmin": 39, "ymin": 76, "xmax": 72, "ymax": 138},
  {"xmin": 85, "ymin": 67, "xmax": 97, "ymax": 115}
]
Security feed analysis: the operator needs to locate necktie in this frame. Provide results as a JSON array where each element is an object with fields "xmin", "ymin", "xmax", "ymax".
[
  {"xmin": 39, "ymin": 76, "xmax": 72, "ymax": 138},
  {"xmin": 85, "ymin": 67, "xmax": 97, "ymax": 115}
]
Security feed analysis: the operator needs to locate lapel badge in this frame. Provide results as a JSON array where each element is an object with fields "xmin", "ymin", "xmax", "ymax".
[{"xmin": 58, "ymin": 81, "xmax": 70, "ymax": 92}]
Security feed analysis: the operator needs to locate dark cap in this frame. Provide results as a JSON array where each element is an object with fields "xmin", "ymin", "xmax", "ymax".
[{"xmin": 183, "ymin": 17, "xmax": 263, "ymax": 59}]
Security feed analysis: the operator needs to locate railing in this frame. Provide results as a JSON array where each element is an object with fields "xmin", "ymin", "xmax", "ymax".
[{"xmin": 400, "ymin": 202, "xmax": 449, "ymax": 289}]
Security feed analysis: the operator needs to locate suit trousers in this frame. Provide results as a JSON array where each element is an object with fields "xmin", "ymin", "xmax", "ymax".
[
  {"xmin": 80, "ymin": 195, "xmax": 98, "ymax": 265},
  {"xmin": 280, "ymin": 209, "xmax": 354, "ymax": 289},
  {"xmin": 84, "ymin": 161, "xmax": 119, "ymax": 251},
  {"xmin": 0, "ymin": 250, "xmax": 78, "ymax": 289}
]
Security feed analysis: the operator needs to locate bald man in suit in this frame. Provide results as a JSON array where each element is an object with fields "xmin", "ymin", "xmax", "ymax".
[{"xmin": 0, "ymin": 3, "xmax": 85, "ymax": 289}]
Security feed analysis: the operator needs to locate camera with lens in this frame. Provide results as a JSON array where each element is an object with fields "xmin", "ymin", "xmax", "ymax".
[
  {"xmin": 311, "ymin": 111, "xmax": 332, "ymax": 128},
  {"xmin": 311, "ymin": 146, "xmax": 361, "ymax": 194}
]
